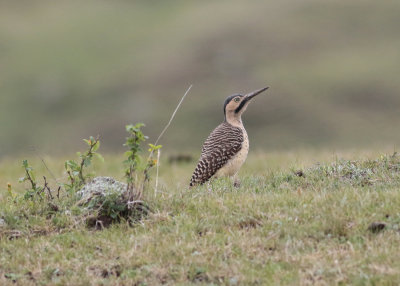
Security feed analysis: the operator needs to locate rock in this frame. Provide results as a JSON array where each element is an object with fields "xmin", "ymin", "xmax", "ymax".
[
  {"xmin": 78, "ymin": 176, "xmax": 128, "ymax": 199},
  {"xmin": 77, "ymin": 176, "xmax": 148, "ymax": 228}
]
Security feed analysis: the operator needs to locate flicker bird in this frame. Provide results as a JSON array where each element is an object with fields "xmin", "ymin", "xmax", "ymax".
[{"xmin": 190, "ymin": 86, "xmax": 269, "ymax": 186}]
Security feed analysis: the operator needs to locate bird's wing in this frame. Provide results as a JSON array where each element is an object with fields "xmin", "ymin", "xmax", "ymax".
[{"xmin": 190, "ymin": 122, "xmax": 243, "ymax": 186}]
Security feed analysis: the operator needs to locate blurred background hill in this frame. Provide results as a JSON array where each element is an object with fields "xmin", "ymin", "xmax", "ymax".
[{"xmin": 1, "ymin": 0, "xmax": 399, "ymax": 158}]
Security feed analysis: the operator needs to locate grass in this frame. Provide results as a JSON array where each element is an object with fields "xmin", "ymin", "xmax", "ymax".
[{"xmin": 0, "ymin": 150, "xmax": 399, "ymax": 285}]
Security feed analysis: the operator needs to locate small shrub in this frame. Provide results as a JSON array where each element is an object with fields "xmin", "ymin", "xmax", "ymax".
[
  {"xmin": 123, "ymin": 123, "xmax": 161, "ymax": 198},
  {"xmin": 19, "ymin": 160, "xmax": 44, "ymax": 200},
  {"xmin": 64, "ymin": 136, "xmax": 103, "ymax": 191}
]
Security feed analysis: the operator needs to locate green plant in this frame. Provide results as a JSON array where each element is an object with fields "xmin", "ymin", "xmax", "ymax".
[
  {"xmin": 19, "ymin": 160, "xmax": 44, "ymax": 200},
  {"xmin": 64, "ymin": 136, "xmax": 103, "ymax": 191},
  {"xmin": 123, "ymin": 123, "xmax": 148, "ymax": 192},
  {"xmin": 123, "ymin": 123, "xmax": 161, "ymax": 202},
  {"xmin": 18, "ymin": 137, "xmax": 103, "ymax": 204},
  {"xmin": 144, "ymin": 143, "xmax": 162, "ymax": 184}
]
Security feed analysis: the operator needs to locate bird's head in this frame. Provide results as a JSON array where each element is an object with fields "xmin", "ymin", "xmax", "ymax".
[{"xmin": 223, "ymin": 86, "xmax": 269, "ymax": 125}]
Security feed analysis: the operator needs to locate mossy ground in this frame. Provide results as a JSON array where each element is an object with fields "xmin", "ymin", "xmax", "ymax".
[{"xmin": 0, "ymin": 150, "xmax": 399, "ymax": 285}]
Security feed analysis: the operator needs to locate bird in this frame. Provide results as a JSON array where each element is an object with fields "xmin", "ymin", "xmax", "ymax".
[{"xmin": 190, "ymin": 86, "xmax": 269, "ymax": 187}]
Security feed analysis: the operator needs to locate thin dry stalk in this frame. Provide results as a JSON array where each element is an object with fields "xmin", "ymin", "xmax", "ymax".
[
  {"xmin": 147, "ymin": 85, "xmax": 192, "ymax": 197},
  {"xmin": 153, "ymin": 85, "xmax": 192, "ymax": 147},
  {"xmin": 155, "ymin": 148, "xmax": 161, "ymax": 198}
]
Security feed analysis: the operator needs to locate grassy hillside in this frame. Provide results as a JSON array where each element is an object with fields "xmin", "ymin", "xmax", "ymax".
[
  {"xmin": 0, "ymin": 150, "xmax": 399, "ymax": 285},
  {"xmin": 1, "ymin": 0, "xmax": 400, "ymax": 158}
]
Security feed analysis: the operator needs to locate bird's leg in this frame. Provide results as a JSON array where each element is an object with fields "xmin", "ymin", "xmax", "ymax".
[{"xmin": 232, "ymin": 174, "xmax": 241, "ymax": 188}]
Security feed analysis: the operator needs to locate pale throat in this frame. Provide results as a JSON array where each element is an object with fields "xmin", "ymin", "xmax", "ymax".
[{"xmin": 225, "ymin": 111, "xmax": 244, "ymax": 128}]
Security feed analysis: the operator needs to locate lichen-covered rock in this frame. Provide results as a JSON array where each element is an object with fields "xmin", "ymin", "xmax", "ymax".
[
  {"xmin": 78, "ymin": 176, "xmax": 127, "ymax": 199},
  {"xmin": 77, "ymin": 176, "xmax": 148, "ymax": 228}
]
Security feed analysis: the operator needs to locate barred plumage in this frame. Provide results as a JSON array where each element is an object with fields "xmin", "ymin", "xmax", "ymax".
[
  {"xmin": 190, "ymin": 122, "xmax": 244, "ymax": 186},
  {"xmin": 189, "ymin": 86, "xmax": 269, "ymax": 187}
]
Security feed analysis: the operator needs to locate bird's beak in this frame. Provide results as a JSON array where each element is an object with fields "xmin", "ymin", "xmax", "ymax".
[{"xmin": 244, "ymin": 86, "xmax": 269, "ymax": 101}]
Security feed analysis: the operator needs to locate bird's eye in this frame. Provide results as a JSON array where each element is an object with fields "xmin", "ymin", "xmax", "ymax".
[{"xmin": 234, "ymin": 97, "xmax": 240, "ymax": 102}]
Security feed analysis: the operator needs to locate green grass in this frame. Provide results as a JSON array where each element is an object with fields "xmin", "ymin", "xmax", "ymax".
[{"xmin": 1, "ymin": 150, "xmax": 400, "ymax": 285}]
